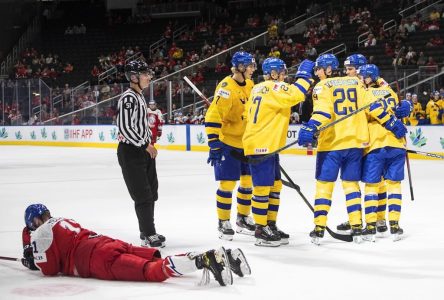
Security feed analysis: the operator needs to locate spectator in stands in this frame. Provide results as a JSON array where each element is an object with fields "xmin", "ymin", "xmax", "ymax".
[
  {"xmin": 364, "ymin": 33, "xmax": 376, "ymax": 47},
  {"xmin": 63, "ymin": 62, "xmax": 73, "ymax": 73},
  {"xmin": 268, "ymin": 46, "xmax": 280, "ymax": 58},
  {"xmin": 416, "ymin": 51, "xmax": 427, "ymax": 66},
  {"xmin": 426, "ymin": 56, "xmax": 438, "ymax": 67},
  {"xmin": 404, "ymin": 46, "xmax": 417, "ymax": 65},
  {"xmin": 305, "ymin": 43, "xmax": 317, "ymax": 60},
  {"xmin": 426, "ymin": 34, "xmax": 443, "ymax": 47},
  {"xmin": 430, "ymin": 8, "xmax": 440, "ymax": 21}
]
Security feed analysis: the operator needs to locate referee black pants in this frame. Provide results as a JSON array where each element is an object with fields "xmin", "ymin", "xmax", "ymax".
[{"xmin": 117, "ymin": 143, "xmax": 158, "ymax": 236}]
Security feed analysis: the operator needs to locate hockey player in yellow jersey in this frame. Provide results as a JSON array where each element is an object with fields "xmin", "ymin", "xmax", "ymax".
[
  {"xmin": 358, "ymin": 64, "xmax": 408, "ymax": 242},
  {"xmin": 243, "ymin": 57, "xmax": 314, "ymax": 246},
  {"xmin": 204, "ymin": 51, "xmax": 256, "ymax": 240},
  {"xmin": 297, "ymin": 54, "xmax": 371, "ymax": 244},
  {"xmin": 426, "ymin": 91, "xmax": 443, "ymax": 125},
  {"xmin": 336, "ymin": 54, "xmax": 412, "ymax": 236},
  {"xmin": 408, "ymin": 94, "xmax": 426, "ymax": 125}
]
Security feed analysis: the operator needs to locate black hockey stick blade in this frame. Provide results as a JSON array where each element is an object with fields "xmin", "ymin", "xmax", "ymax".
[
  {"xmin": 0, "ymin": 256, "xmax": 20, "ymax": 262},
  {"xmin": 280, "ymin": 177, "xmax": 353, "ymax": 242}
]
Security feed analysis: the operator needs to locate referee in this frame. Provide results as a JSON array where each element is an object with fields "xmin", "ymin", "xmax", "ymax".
[{"xmin": 117, "ymin": 60, "xmax": 165, "ymax": 248}]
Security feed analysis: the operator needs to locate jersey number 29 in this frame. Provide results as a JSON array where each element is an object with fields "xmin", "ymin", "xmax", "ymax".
[{"xmin": 333, "ymin": 88, "xmax": 357, "ymax": 116}]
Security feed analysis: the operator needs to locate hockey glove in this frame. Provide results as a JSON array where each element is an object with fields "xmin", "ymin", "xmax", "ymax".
[
  {"xmin": 295, "ymin": 59, "xmax": 315, "ymax": 81},
  {"xmin": 207, "ymin": 140, "xmax": 224, "ymax": 167},
  {"xmin": 438, "ymin": 109, "xmax": 444, "ymax": 119},
  {"xmin": 297, "ymin": 120, "xmax": 317, "ymax": 146},
  {"xmin": 385, "ymin": 115, "xmax": 407, "ymax": 139},
  {"xmin": 22, "ymin": 244, "xmax": 38, "ymax": 270},
  {"xmin": 395, "ymin": 100, "xmax": 413, "ymax": 118}
]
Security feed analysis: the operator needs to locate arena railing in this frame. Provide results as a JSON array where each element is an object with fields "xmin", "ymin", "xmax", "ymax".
[
  {"xmin": 401, "ymin": 69, "xmax": 444, "ymax": 94},
  {"xmin": 399, "ymin": 0, "xmax": 443, "ymax": 18}
]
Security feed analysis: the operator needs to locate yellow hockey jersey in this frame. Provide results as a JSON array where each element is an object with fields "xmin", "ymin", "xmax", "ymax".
[
  {"xmin": 363, "ymin": 86, "xmax": 405, "ymax": 154},
  {"xmin": 242, "ymin": 78, "xmax": 311, "ymax": 155},
  {"xmin": 310, "ymin": 76, "xmax": 369, "ymax": 152},
  {"xmin": 426, "ymin": 99, "xmax": 442, "ymax": 125},
  {"xmin": 205, "ymin": 76, "xmax": 254, "ymax": 149},
  {"xmin": 407, "ymin": 102, "xmax": 425, "ymax": 126}
]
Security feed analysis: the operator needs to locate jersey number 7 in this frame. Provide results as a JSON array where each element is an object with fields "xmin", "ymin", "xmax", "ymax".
[
  {"xmin": 250, "ymin": 96, "xmax": 262, "ymax": 123},
  {"xmin": 333, "ymin": 88, "xmax": 357, "ymax": 116}
]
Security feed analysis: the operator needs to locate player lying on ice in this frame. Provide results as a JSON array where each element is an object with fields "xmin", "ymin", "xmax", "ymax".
[{"xmin": 21, "ymin": 204, "xmax": 251, "ymax": 286}]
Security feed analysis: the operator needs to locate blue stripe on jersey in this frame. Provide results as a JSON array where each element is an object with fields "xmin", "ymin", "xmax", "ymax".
[
  {"xmin": 388, "ymin": 204, "xmax": 401, "ymax": 212},
  {"xmin": 294, "ymin": 82, "xmax": 308, "ymax": 94},
  {"xmin": 312, "ymin": 119, "xmax": 322, "ymax": 127},
  {"xmin": 205, "ymin": 122, "xmax": 222, "ymax": 128},
  {"xmin": 208, "ymin": 133, "xmax": 219, "ymax": 140},
  {"xmin": 377, "ymin": 205, "xmax": 386, "ymax": 212},
  {"xmin": 378, "ymin": 192, "xmax": 387, "ymax": 200},
  {"xmin": 217, "ymin": 189, "xmax": 232, "ymax": 199},
  {"xmin": 238, "ymin": 187, "xmax": 252, "ymax": 195},
  {"xmin": 217, "ymin": 202, "xmax": 232, "ymax": 210},
  {"xmin": 252, "ymin": 207, "xmax": 268, "ymax": 216},
  {"xmin": 252, "ymin": 195, "xmax": 268, "ymax": 203},
  {"xmin": 237, "ymin": 198, "xmax": 251, "ymax": 206},
  {"xmin": 364, "ymin": 194, "xmax": 378, "ymax": 201},
  {"xmin": 313, "ymin": 111, "xmax": 332, "ymax": 119},
  {"xmin": 347, "ymin": 204, "xmax": 361, "ymax": 213},
  {"xmin": 314, "ymin": 210, "xmax": 328, "ymax": 218},
  {"xmin": 346, "ymin": 192, "xmax": 361, "ymax": 201},
  {"xmin": 268, "ymin": 204, "xmax": 279, "ymax": 212},
  {"xmin": 269, "ymin": 192, "xmax": 280, "ymax": 199},
  {"xmin": 388, "ymin": 194, "xmax": 402, "ymax": 200},
  {"xmin": 377, "ymin": 111, "xmax": 388, "ymax": 120},
  {"xmin": 314, "ymin": 198, "xmax": 332, "ymax": 206}
]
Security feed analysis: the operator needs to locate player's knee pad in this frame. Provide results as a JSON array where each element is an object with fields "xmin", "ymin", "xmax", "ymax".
[
  {"xmin": 271, "ymin": 179, "xmax": 283, "ymax": 193},
  {"xmin": 219, "ymin": 180, "xmax": 237, "ymax": 192},
  {"xmin": 239, "ymin": 175, "xmax": 252, "ymax": 189},
  {"xmin": 315, "ymin": 180, "xmax": 334, "ymax": 199}
]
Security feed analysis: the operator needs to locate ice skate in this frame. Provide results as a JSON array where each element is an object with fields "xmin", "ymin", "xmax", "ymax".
[
  {"xmin": 351, "ymin": 225, "xmax": 363, "ymax": 244},
  {"xmin": 218, "ymin": 220, "xmax": 235, "ymax": 241},
  {"xmin": 254, "ymin": 225, "xmax": 281, "ymax": 247},
  {"xmin": 141, "ymin": 233, "xmax": 165, "ymax": 248},
  {"xmin": 336, "ymin": 221, "xmax": 351, "ymax": 233},
  {"xmin": 195, "ymin": 247, "xmax": 233, "ymax": 286},
  {"xmin": 268, "ymin": 221, "xmax": 290, "ymax": 245},
  {"xmin": 309, "ymin": 225, "xmax": 325, "ymax": 245},
  {"xmin": 235, "ymin": 214, "xmax": 255, "ymax": 236},
  {"xmin": 390, "ymin": 221, "xmax": 404, "ymax": 242},
  {"xmin": 376, "ymin": 220, "xmax": 388, "ymax": 237},
  {"xmin": 226, "ymin": 248, "xmax": 251, "ymax": 277},
  {"xmin": 362, "ymin": 223, "xmax": 376, "ymax": 242}
]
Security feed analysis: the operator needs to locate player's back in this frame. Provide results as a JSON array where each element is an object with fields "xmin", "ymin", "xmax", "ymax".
[
  {"xmin": 363, "ymin": 86, "xmax": 405, "ymax": 153},
  {"xmin": 312, "ymin": 76, "xmax": 369, "ymax": 151},
  {"xmin": 32, "ymin": 217, "xmax": 94, "ymax": 275}
]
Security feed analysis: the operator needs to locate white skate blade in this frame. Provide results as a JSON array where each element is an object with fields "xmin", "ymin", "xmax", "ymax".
[
  {"xmin": 363, "ymin": 235, "xmax": 376, "ymax": 242},
  {"xmin": 215, "ymin": 247, "xmax": 233, "ymax": 286},
  {"xmin": 254, "ymin": 238, "xmax": 280, "ymax": 247},
  {"xmin": 392, "ymin": 233, "xmax": 403, "ymax": 242},
  {"xmin": 311, "ymin": 237, "xmax": 321, "ymax": 245},
  {"xmin": 231, "ymin": 248, "xmax": 251, "ymax": 276},
  {"xmin": 353, "ymin": 235, "xmax": 363, "ymax": 244},
  {"xmin": 236, "ymin": 227, "xmax": 255, "ymax": 236},
  {"xmin": 376, "ymin": 231, "xmax": 388, "ymax": 238},
  {"xmin": 219, "ymin": 232, "xmax": 234, "ymax": 241},
  {"xmin": 280, "ymin": 238, "xmax": 289, "ymax": 245}
]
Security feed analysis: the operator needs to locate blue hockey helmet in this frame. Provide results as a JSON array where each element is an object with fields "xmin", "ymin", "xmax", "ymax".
[
  {"xmin": 231, "ymin": 51, "xmax": 256, "ymax": 69},
  {"xmin": 25, "ymin": 204, "xmax": 50, "ymax": 230},
  {"xmin": 262, "ymin": 57, "xmax": 287, "ymax": 76},
  {"xmin": 315, "ymin": 54, "xmax": 339, "ymax": 70},
  {"xmin": 357, "ymin": 64, "xmax": 380, "ymax": 82},
  {"xmin": 344, "ymin": 54, "xmax": 367, "ymax": 68}
]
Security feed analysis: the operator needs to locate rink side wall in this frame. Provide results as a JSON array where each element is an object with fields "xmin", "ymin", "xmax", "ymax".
[{"xmin": 0, "ymin": 125, "xmax": 443, "ymax": 160}]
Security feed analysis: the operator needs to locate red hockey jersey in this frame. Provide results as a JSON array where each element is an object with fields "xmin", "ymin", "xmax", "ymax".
[
  {"xmin": 23, "ymin": 218, "xmax": 97, "ymax": 276},
  {"xmin": 147, "ymin": 108, "xmax": 164, "ymax": 145}
]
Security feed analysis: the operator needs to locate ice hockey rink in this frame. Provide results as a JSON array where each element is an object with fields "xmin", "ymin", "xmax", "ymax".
[{"xmin": 1, "ymin": 146, "xmax": 443, "ymax": 300}]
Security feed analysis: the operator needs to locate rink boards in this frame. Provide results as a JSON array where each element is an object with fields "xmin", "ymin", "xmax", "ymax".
[{"xmin": 0, "ymin": 124, "xmax": 442, "ymax": 159}]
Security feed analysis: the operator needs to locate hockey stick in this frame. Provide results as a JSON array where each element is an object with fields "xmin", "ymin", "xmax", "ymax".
[
  {"xmin": 394, "ymin": 46, "xmax": 414, "ymax": 201},
  {"xmin": 406, "ymin": 149, "xmax": 444, "ymax": 160},
  {"xmin": 279, "ymin": 166, "xmax": 353, "ymax": 242},
  {"xmin": 232, "ymin": 93, "xmax": 391, "ymax": 164},
  {"xmin": 0, "ymin": 256, "xmax": 20, "ymax": 262},
  {"xmin": 183, "ymin": 76, "xmax": 211, "ymax": 106}
]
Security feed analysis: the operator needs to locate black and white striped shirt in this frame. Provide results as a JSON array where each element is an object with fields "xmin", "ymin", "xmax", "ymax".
[{"xmin": 117, "ymin": 88, "xmax": 151, "ymax": 147}]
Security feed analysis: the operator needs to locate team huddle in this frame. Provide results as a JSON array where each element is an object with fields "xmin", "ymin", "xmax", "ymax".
[
  {"xmin": 205, "ymin": 51, "xmax": 412, "ymax": 246},
  {"xmin": 18, "ymin": 51, "xmax": 412, "ymax": 287}
]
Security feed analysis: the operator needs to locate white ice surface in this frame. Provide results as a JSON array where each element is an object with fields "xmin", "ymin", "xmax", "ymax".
[{"xmin": 0, "ymin": 146, "xmax": 443, "ymax": 300}]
